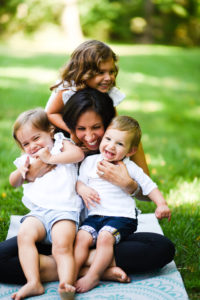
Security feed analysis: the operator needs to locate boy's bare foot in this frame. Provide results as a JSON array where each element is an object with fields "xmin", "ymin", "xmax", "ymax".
[
  {"xmin": 59, "ymin": 283, "xmax": 75, "ymax": 300},
  {"xmin": 75, "ymin": 274, "xmax": 99, "ymax": 293},
  {"xmin": 102, "ymin": 266, "xmax": 131, "ymax": 283},
  {"xmin": 11, "ymin": 281, "xmax": 44, "ymax": 300}
]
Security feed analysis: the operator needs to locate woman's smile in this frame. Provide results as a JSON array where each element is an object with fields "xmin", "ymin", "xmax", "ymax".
[{"xmin": 75, "ymin": 110, "xmax": 105, "ymax": 150}]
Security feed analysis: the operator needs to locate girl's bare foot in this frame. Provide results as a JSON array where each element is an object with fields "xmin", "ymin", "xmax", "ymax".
[
  {"xmin": 75, "ymin": 274, "xmax": 99, "ymax": 293},
  {"xmin": 11, "ymin": 281, "xmax": 44, "ymax": 300},
  {"xmin": 102, "ymin": 266, "xmax": 130, "ymax": 283},
  {"xmin": 59, "ymin": 282, "xmax": 75, "ymax": 300}
]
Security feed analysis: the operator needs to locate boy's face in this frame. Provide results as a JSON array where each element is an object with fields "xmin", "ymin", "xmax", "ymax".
[
  {"xmin": 16, "ymin": 124, "xmax": 53, "ymax": 157},
  {"xmin": 86, "ymin": 58, "xmax": 116, "ymax": 93},
  {"xmin": 99, "ymin": 128, "xmax": 134, "ymax": 162}
]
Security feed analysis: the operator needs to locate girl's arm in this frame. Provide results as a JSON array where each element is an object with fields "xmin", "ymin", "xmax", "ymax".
[
  {"xmin": 9, "ymin": 169, "xmax": 24, "ymax": 187},
  {"xmin": 46, "ymin": 90, "xmax": 70, "ymax": 133},
  {"xmin": 9, "ymin": 156, "xmax": 30, "ymax": 187},
  {"xmin": 37, "ymin": 140, "xmax": 84, "ymax": 165}
]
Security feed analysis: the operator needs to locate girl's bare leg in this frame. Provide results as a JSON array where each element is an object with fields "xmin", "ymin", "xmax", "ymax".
[
  {"xmin": 12, "ymin": 217, "xmax": 46, "ymax": 300},
  {"xmin": 51, "ymin": 220, "xmax": 76, "ymax": 300}
]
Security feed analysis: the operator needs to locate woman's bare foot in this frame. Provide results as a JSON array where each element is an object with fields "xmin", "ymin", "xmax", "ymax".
[
  {"xmin": 11, "ymin": 281, "xmax": 44, "ymax": 300},
  {"xmin": 59, "ymin": 283, "xmax": 75, "ymax": 300},
  {"xmin": 75, "ymin": 274, "xmax": 99, "ymax": 293},
  {"xmin": 102, "ymin": 266, "xmax": 130, "ymax": 283}
]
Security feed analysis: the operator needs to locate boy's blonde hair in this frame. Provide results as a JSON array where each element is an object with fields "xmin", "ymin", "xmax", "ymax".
[
  {"xmin": 108, "ymin": 115, "xmax": 142, "ymax": 149},
  {"xmin": 13, "ymin": 108, "xmax": 54, "ymax": 149},
  {"xmin": 51, "ymin": 40, "xmax": 118, "ymax": 91}
]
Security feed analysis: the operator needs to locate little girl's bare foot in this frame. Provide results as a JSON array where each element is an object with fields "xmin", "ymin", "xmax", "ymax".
[
  {"xmin": 11, "ymin": 281, "xmax": 44, "ymax": 300},
  {"xmin": 59, "ymin": 282, "xmax": 75, "ymax": 300},
  {"xmin": 102, "ymin": 266, "xmax": 131, "ymax": 283},
  {"xmin": 75, "ymin": 274, "xmax": 99, "ymax": 293}
]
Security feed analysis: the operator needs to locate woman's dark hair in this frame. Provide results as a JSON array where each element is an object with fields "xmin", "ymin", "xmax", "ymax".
[{"xmin": 62, "ymin": 88, "xmax": 116, "ymax": 131}]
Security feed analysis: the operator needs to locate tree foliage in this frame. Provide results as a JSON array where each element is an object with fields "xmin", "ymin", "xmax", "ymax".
[{"xmin": 0, "ymin": 0, "xmax": 200, "ymax": 46}]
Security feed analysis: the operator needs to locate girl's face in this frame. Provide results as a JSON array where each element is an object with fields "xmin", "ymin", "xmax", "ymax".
[
  {"xmin": 86, "ymin": 58, "xmax": 116, "ymax": 93},
  {"xmin": 75, "ymin": 110, "xmax": 105, "ymax": 151},
  {"xmin": 16, "ymin": 124, "xmax": 53, "ymax": 157}
]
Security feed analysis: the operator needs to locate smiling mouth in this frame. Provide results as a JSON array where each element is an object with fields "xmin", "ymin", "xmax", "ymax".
[
  {"xmin": 88, "ymin": 140, "xmax": 98, "ymax": 146},
  {"xmin": 104, "ymin": 150, "xmax": 115, "ymax": 159}
]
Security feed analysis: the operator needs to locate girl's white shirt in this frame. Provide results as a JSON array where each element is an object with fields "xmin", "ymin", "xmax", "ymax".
[
  {"xmin": 45, "ymin": 80, "xmax": 125, "ymax": 111},
  {"xmin": 14, "ymin": 132, "xmax": 83, "ymax": 212}
]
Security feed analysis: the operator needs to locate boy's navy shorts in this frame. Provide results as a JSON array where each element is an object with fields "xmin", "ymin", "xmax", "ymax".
[{"xmin": 80, "ymin": 215, "xmax": 137, "ymax": 244}]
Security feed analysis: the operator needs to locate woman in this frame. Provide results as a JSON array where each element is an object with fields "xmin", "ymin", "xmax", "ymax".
[{"xmin": 0, "ymin": 88, "xmax": 175, "ymax": 284}]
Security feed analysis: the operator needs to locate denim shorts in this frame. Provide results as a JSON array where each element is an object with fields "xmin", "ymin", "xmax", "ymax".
[
  {"xmin": 80, "ymin": 215, "xmax": 137, "ymax": 245},
  {"xmin": 21, "ymin": 207, "xmax": 79, "ymax": 244}
]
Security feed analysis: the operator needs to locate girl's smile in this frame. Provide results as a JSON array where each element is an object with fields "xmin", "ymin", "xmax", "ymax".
[
  {"xmin": 86, "ymin": 59, "xmax": 116, "ymax": 93},
  {"xmin": 16, "ymin": 124, "xmax": 53, "ymax": 157}
]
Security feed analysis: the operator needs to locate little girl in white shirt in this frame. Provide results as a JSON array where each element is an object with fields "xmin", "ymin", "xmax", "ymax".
[{"xmin": 9, "ymin": 108, "xmax": 84, "ymax": 300}]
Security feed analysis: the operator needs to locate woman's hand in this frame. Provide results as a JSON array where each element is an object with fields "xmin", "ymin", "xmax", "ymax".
[
  {"xmin": 96, "ymin": 160, "xmax": 138, "ymax": 194},
  {"xmin": 25, "ymin": 158, "xmax": 55, "ymax": 182}
]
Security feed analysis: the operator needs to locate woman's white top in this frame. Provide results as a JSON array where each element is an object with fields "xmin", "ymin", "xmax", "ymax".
[
  {"xmin": 45, "ymin": 80, "xmax": 125, "ymax": 111},
  {"xmin": 78, "ymin": 154, "xmax": 157, "ymax": 219},
  {"xmin": 14, "ymin": 132, "xmax": 82, "ymax": 212}
]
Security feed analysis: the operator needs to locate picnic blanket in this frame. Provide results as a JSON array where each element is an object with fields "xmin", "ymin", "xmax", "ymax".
[{"xmin": 0, "ymin": 214, "xmax": 188, "ymax": 299}]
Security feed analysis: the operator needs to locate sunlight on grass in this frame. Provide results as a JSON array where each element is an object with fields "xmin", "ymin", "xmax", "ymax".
[
  {"xmin": 186, "ymin": 107, "xmax": 200, "ymax": 119},
  {"xmin": 167, "ymin": 177, "xmax": 200, "ymax": 206},
  {"xmin": 112, "ymin": 44, "xmax": 182, "ymax": 56},
  {"xmin": 118, "ymin": 99, "xmax": 163, "ymax": 112},
  {"xmin": 129, "ymin": 72, "xmax": 197, "ymax": 91},
  {"xmin": 0, "ymin": 67, "xmax": 57, "ymax": 84}
]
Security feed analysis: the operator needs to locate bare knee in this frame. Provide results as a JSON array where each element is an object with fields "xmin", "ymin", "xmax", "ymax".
[
  {"xmin": 75, "ymin": 230, "xmax": 92, "ymax": 250},
  {"xmin": 97, "ymin": 231, "xmax": 115, "ymax": 247},
  {"xmin": 52, "ymin": 241, "xmax": 73, "ymax": 258}
]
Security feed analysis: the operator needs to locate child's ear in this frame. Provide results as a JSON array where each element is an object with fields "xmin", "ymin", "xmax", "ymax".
[
  {"xmin": 49, "ymin": 126, "xmax": 55, "ymax": 138},
  {"xmin": 126, "ymin": 146, "xmax": 138, "ymax": 157}
]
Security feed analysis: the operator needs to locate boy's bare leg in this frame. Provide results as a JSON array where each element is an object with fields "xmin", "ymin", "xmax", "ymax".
[
  {"xmin": 51, "ymin": 220, "xmax": 76, "ymax": 300},
  {"xmin": 12, "ymin": 217, "xmax": 46, "ymax": 300},
  {"xmin": 74, "ymin": 230, "xmax": 93, "ymax": 281},
  {"xmin": 76, "ymin": 231, "xmax": 115, "ymax": 293}
]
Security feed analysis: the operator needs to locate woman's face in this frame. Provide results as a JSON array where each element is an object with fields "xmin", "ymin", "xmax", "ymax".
[{"xmin": 75, "ymin": 110, "xmax": 105, "ymax": 151}]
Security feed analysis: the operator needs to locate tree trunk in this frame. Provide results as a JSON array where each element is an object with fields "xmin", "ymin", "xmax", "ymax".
[{"xmin": 61, "ymin": 0, "xmax": 84, "ymax": 51}]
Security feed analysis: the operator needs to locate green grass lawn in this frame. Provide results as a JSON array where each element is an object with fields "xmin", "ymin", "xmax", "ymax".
[{"xmin": 0, "ymin": 40, "xmax": 200, "ymax": 299}]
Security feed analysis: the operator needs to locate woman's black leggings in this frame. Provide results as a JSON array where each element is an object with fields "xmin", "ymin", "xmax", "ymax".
[{"xmin": 0, "ymin": 232, "xmax": 175, "ymax": 284}]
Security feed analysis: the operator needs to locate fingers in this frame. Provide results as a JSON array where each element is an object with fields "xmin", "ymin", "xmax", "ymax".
[
  {"xmin": 155, "ymin": 209, "xmax": 171, "ymax": 221},
  {"xmin": 83, "ymin": 192, "xmax": 100, "ymax": 209}
]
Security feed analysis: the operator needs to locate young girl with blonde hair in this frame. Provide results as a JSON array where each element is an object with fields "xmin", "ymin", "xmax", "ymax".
[{"xmin": 9, "ymin": 108, "xmax": 84, "ymax": 300}]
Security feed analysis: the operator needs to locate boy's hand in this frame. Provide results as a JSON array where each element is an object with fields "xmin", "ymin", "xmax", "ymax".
[
  {"xmin": 80, "ymin": 186, "xmax": 100, "ymax": 209},
  {"xmin": 19, "ymin": 156, "xmax": 30, "ymax": 179},
  {"xmin": 36, "ymin": 147, "xmax": 52, "ymax": 163},
  {"xmin": 155, "ymin": 204, "xmax": 171, "ymax": 221}
]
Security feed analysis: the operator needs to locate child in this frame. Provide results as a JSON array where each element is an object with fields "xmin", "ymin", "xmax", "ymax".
[
  {"xmin": 9, "ymin": 108, "xmax": 84, "ymax": 300},
  {"xmin": 74, "ymin": 115, "xmax": 171, "ymax": 293},
  {"xmin": 45, "ymin": 40, "xmax": 125, "ymax": 134}
]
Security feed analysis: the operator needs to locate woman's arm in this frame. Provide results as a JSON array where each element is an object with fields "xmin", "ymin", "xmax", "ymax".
[
  {"xmin": 130, "ymin": 142, "xmax": 149, "ymax": 175},
  {"xmin": 46, "ymin": 90, "xmax": 70, "ymax": 133}
]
